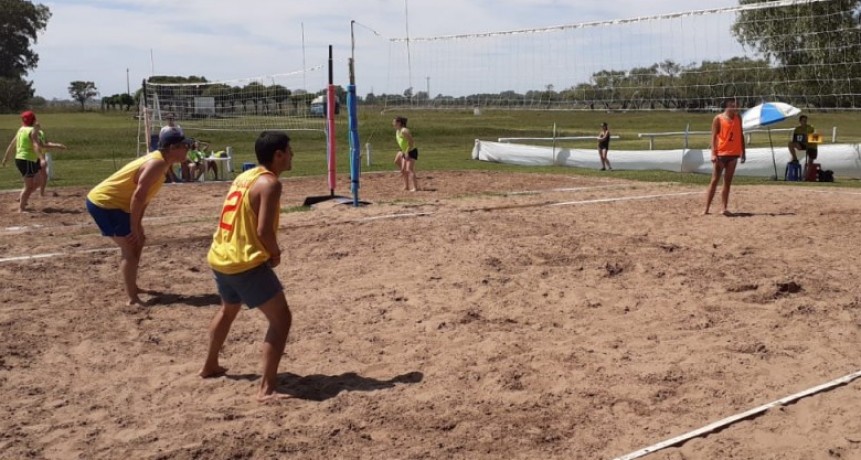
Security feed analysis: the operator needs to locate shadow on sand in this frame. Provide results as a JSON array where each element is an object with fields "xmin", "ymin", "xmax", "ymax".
[
  {"xmin": 725, "ymin": 212, "xmax": 796, "ymax": 218},
  {"xmin": 145, "ymin": 291, "xmax": 222, "ymax": 307},
  {"xmin": 226, "ymin": 371, "xmax": 424, "ymax": 401}
]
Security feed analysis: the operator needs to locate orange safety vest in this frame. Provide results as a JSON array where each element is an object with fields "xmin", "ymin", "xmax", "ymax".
[{"xmin": 715, "ymin": 114, "xmax": 743, "ymax": 157}]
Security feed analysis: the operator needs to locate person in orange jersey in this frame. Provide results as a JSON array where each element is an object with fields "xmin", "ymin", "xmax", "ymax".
[{"xmin": 704, "ymin": 98, "xmax": 746, "ymax": 216}]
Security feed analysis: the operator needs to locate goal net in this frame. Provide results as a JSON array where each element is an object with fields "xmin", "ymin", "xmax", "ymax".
[
  {"xmin": 361, "ymin": 0, "xmax": 861, "ymax": 111},
  {"xmin": 142, "ymin": 66, "xmax": 329, "ymax": 132}
]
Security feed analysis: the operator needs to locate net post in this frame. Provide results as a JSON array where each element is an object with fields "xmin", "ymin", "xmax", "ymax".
[
  {"xmin": 348, "ymin": 57, "xmax": 362, "ymax": 206},
  {"xmin": 327, "ymin": 45, "xmax": 337, "ymax": 196}
]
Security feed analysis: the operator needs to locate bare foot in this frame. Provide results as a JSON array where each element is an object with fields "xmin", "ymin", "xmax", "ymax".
[
  {"xmin": 409, "ymin": 188, "xmax": 417, "ymax": 192},
  {"xmin": 127, "ymin": 296, "xmax": 144, "ymax": 306},
  {"xmin": 199, "ymin": 365, "xmax": 228, "ymax": 378},
  {"xmin": 702, "ymin": 210, "xmax": 710, "ymax": 215},
  {"xmin": 257, "ymin": 390, "xmax": 294, "ymax": 403},
  {"xmin": 721, "ymin": 210, "xmax": 732, "ymax": 217}
]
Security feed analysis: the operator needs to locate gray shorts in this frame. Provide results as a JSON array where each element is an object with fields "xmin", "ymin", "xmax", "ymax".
[{"xmin": 212, "ymin": 262, "xmax": 283, "ymax": 308}]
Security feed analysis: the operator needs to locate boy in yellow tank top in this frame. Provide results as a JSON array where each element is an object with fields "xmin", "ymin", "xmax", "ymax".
[
  {"xmin": 200, "ymin": 131, "xmax": 295, "ymax": 402},
  {"xmin": 86, "ymin": 128, "xmax": 192, "ymax": 305},
  {"xmin": 704, "ymin": 98, "xmax": 746, "ymax": 216}
]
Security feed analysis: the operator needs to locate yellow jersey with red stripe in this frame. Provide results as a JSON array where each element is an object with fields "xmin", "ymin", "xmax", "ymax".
[
  {"xmin": 716, "ymin": 114, "xmax": 744, "ymax": 157},
  {"xmin": 86, "ymin": 151, "xmax": 166, "ymax": 212},
  {"xmin": 208, "ymin": 166, "xmax": 279, "ymax": 274}
]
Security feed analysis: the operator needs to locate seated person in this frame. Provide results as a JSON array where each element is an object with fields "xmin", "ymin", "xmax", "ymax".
[
  {"xmin": 182, "ymin": 141, "xmax": 216, "ymax": 181},
  {"xmin": 788, "ymin": 115, "xmax": 815, "ymax": 163}
]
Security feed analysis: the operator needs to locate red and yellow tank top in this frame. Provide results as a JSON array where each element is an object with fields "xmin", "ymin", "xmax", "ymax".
[
  {"xmin": 208, "ymin": 166, "xmax": 279, "ymax": 274},
  {"xmin": 715, "ymin": 114, "xmax": 743, "ymax": 157}
]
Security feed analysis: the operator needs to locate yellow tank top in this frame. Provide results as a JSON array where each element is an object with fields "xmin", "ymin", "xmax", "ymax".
[
  {"xmin": 396, "ymin": 128, "xmax": 410, "ymax": 152},
  {"xmin": 208, "ymin": 167, "xmax": 279, "ymax": 274},
  {"xmin": 15, "ymin": 127, "xmax": 37, "ymax": 161},
  {"xmin": 86, "ymin": 151, "xmax": 166, "ymax": 212}
]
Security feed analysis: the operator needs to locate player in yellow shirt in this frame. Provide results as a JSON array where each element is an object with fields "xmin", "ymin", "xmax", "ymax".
[
  {"xmin": 2, "ymin": 111, "xmax": 45, "ymax": 212},
  {"xmin": 86, "ymin": 128, "xmax": 192, "ymax": 305},
  {"xmin": 200, "ymin": 131, "xmax": 294, "ymax": 402}
]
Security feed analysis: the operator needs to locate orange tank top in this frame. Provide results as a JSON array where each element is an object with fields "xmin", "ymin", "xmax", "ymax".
[{"xmin": 715, "ymin": 114, "xmax": 743, "ymax": 157}]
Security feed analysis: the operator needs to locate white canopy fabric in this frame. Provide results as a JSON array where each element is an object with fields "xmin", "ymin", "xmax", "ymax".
[
  {"xmin": 741, "ymin": 102, "xmax": 802, "ymax": 130},
  {"xmin": 472, "ymin": 140, "xmax": 861, "ymax": 179}
]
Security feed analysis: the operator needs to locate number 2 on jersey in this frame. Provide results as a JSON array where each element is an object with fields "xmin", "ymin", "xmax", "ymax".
[{"xmin": 218, "ymin": 190, "xmax": 243, "ymax": 231}]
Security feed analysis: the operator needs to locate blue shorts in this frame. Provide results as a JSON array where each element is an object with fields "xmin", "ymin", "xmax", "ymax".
[
  {"xmin": 212, "ymin": 262, "xmax": 283, "ymax": 309},
  {"xmin": 86, "ymin": 199, "xmax": 131, "ymax": 237}
]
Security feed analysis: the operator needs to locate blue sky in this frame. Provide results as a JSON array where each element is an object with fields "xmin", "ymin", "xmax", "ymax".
[{"xmin": 29, "ymin": 0, "xmax": 739, "ymax": 100}]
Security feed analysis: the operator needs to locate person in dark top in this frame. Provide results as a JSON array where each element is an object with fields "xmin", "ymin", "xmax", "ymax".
[{"xmin": 598, "ymin": 122, "xmax": 612, "ymax": 171}]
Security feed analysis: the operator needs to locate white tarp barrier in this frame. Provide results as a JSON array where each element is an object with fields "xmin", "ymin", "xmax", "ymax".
[{"xmin": 472, "ymin": 140, "xmax": 861, "ymax": 179}]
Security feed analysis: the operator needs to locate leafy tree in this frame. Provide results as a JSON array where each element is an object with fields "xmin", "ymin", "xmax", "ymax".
[
  {"xmin": 0, "ymin": 0, "xmax": 51, "ymax": 79},
  {"xmin": 29, "ymin": 95, "xmax": 46, "ymax": 108},
  {"xmin": 732, "ymin": 0, "xmax": 861, "ymax": 107},
  {"xmin": 0, "ymin": 0, "xmax": 51, "ymax": 111},
  {"xmin": 68, "ymin": 80, "xmax": 98, "ymax": 111},
  {"xmin": 0, "ymin": 76, "xmax": 34, "ymax": 112}
]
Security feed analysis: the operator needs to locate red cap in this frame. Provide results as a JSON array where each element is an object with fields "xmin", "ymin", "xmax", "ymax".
[{"xmin": 21, "ymin": 111, "xmax": 36, "ymax": 126}]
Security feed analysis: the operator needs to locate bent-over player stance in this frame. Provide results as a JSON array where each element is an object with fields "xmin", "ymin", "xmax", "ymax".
[{"xmin": 200, "ymin": 130, "xmax": 294, "ymax": 402}]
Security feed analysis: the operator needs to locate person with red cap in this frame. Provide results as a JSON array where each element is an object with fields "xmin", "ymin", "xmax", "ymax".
[{"xmin": 2, "ymin": 111, "xmax": 45, "ymax": 212}]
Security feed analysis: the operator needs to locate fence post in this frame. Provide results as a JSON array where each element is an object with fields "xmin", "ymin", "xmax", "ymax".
[
  {"xmin": 832, "ymin": 126, "xmax": 837, "ymax": 143},
  {"xmin": 365, "ymin": 142, "xmax": 371, "ymax": 167},
  {"xmin": 684, "ymin": 123, "xmax": 690, "ymax": 150},
  {"xmin": 552, "ymin": 123, "xmax": 557, "ymax": 165}
]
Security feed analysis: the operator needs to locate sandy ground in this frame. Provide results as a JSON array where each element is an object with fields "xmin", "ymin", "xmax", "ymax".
[{"xmin": 1, "ymin": 170, "xmax": 860, "ymax": 460}]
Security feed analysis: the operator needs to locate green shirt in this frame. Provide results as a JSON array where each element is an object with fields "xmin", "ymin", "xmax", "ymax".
[
  {"xmin": 15, "ymin": 127, "xmax": 37, "ymax": 162},
  {"xmin": 187, "ymin": 149, "xmax": 204, "ymax": 162}
]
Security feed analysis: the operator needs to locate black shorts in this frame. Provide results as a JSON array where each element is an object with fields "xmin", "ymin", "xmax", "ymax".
[
  {"xmin": 15, "ymin": 159, "xmax": 41, "ymax": 178},
  {"xmin": 598, "ymin": 142, "xmax": 610, "ymax": 150},
  {"xmin": 407, "ymin": 148, "xmax": 419, "ymax": 160},
  {"xmin": 806, "ymin": 148, "xmax": 818, "ymax": 160},
  {"xmin": 717, "ymin": 156, "xmax": 740, "ymax": 165}
]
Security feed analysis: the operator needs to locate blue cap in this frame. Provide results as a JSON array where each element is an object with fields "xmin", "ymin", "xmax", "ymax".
[{"xmin": 158, "ymin": 127, "xmax": 193, "ymax": 149}]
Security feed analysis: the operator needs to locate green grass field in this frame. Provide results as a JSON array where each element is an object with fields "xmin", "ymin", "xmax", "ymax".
[{"xmin": 2, "ymin": 109, "xmax": 860, "ymax": 190}]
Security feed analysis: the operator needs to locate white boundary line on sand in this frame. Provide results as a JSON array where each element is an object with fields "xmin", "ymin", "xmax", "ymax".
[
  {"xmin": 614, "ymin": 369, "xmax": 861, "ymax": 460},
  {"xmin": 549, "ymin": 191, "xmax": 701, "ymax": 207},
  {"xmin": 1, "ymin": 190, "xmax": 697, "ymax": 264},
  {"xmin": 1, "ymin": 213, "xmax": 205, "ymax": 234},
  {"xmin": 359, "ymin": 212, "xmax": 433, "ymax": 222},
  {"xmin": 0, "ymin": 247, "xmax": 116, "ymax": 264},
  {"xmin": 507, "ymin": 184, "xmax": 634, "ymax": 196}
]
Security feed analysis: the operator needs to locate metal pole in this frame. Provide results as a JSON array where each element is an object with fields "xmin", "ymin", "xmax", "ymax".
[
  {"xmin": 832, "ymin": 126, "xmax": 837, "ymax": 143},
  {"xmin": 552, "ymin": 123, "xmax": 557, "ymax": 164},
  {"xmin": 684, "ymin": 123, "xmax": 690, "ymax": 150},
  {"xmin": 302, "ymin": 23, "xmax": 307, "ymax": 91},
  {"xmin": 366, "ymin": 143, "xmax": 372, "ymax": 167},
  {"xmin": 404, "ymin": 0, "xmax": 413, "ymax": 104},
  {"xmin": 768, "ymin": 128, "xmax": 778, "ymax": 181},
  {"xmin": 327, "ymin": 45, "xmax": 337, "ymax": 196}
]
